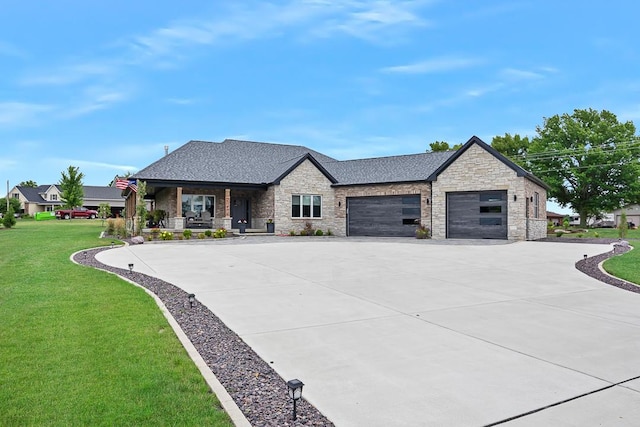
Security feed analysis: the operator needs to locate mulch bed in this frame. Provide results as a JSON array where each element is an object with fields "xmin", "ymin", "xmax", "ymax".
[
  {"xmin": 538, "ymin": 237, "xmax": 638, "ymax": 293},
  {"xmin": 75, "ymin": 246, "xmax": 334, "ymax": 427},
  {"xmin": 74, "ymin": 237, "xmax": 636, "ymax": 426}
]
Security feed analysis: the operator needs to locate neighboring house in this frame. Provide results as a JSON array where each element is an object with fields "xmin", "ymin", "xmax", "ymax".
[
  {"xmin": 612, "ymin": 204, "xmax": 640, "ymax": 227},
  {"xmin": 9, "ymin": 185, "xmax": 125, "ymax": 216},
  {"xmin": 547, "ymin": 211, "xmax": 565, "ymax": 226},
  {"xmin": 124, "ymin": 136, "xmax": 549, "ymax": 240}
]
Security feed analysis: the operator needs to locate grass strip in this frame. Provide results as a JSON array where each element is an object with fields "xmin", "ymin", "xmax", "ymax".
[{"xmin": 0, "ymin": 220, "xmax": 233, "ymax": 426}]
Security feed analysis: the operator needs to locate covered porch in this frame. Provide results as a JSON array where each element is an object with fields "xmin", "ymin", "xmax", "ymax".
[{"xmin": 128, "ymin": 181, "xmax": 276, "ymax": 234}]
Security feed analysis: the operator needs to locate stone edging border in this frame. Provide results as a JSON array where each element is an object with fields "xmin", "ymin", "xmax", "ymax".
[
  {"xmin": 575, "ymin": 242, "xmax": 638, "ymax": 293},
  {"xmin": 71, "ymin": 245, "xmax": 334, "ymax": 426}
]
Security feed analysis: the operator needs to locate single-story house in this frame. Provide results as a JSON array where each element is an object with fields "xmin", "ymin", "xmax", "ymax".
[
  {"xmin": 612, "ymin": 204, "xmax": 640, "ymax": 228},
  {"xmin": 546, "ymin": 211, "xmax": 565, "ymax": 226},
  {"xmin": 125, "ymin": 136, "xmax": 549, "ymax": 240},
  {"xmin": 9, "ymin": 185, "xmax": 125, "ymax": 216}
]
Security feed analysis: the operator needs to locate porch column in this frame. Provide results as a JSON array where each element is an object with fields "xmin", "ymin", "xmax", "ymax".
[
  {"xmin": 174, "ymin": 186, "xmax": 184, "ymax": 230},
  {"xmin": 223, "ymin": 188, "xmax": 232, "ymax": 230}
]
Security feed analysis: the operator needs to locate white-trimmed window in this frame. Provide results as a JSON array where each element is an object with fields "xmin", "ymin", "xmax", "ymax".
[
  {"xmin": 50, "ymin": 194, "xmax": 58, "ymax": 201},
  {"xmin": 533, "ymin": 192, "xmax": 540, "ymax": 218},
  {"xmin": 182, "ymin": 195, "xmax": 215, "ymax": 216},
  {"xmin": 292, "ymin": 195, "xmax": 322, "ymax": 218}
]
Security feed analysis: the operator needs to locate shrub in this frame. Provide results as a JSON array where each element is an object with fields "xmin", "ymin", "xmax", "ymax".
[
  {"xmin": 213, "ymin": 228, "xmax": 227, "ymax": 238},
  {"xmin": 619, "ymin": 212, "xmax": 628, "ymax": 239},
  {"xmin": 304, "ymin": 221, "xmax": 314, "ymax": 235},
  {"xmin": 577, "ymin": 233, "xmax": 583, "ymax": 238},
  {"xmin": 204, "ymin": 229, "xmax": 212, "ymax": 237},
  {"xmin": 415, "ymin": 223, "xmax": 430, "ymax": 239},
  {"xmin": 105, "ymin": 218, "xmax": 116, "ymax": 235},
  {"xmin": 594, "ymin": 232, "xmax": 599, "ymax": 238},
  {"xmin": 160, "ymin": 231, "xmax": 173, "ymax": 240},
  {"xmin": 2, "ymin": 208, "xmax": 17, "ymax": 228},
  {"xmin": 289, "ymin": 230, "xmax": 296, "ymax": 236},
  {"xmin": 326, "ymin": 229, "xmax": 333, "ymax": 236},
  {"xmin": 197, "ymin": 232, "xmax": 205, "ymax": 239},
  {"xmin": 555, "ymin": 231, "xmax": 564, "ymax": 237},
  {"xmin": 183, "ymin": 229, "xmax": 192, "ymax": 239},
  {"xmin": 315, "ymin": 229, "xmax": 324, "ymax": 236},
  {"xmin": 113, "ymin": 218, "xmax": 127, "ymax": 237},
  {"xmin": 299, "ymin": 229, "xmax": 308, "ymax": 236},
  {"xmin": 562, "ymin": 218, "xmax": 570, "ymax": 230}
]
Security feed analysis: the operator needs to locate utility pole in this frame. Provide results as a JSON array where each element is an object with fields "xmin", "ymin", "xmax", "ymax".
[{"xmin": 6, "ymin": 180, "xmax": 8, "ymax": 212}]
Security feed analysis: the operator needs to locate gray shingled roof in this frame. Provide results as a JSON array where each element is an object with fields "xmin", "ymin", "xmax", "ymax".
[
  {"xmin": 83, "ymin": 186, "xmax": 125, "ymax": 200},
  {"xmin": 133, "ymin": 139, "xmax": 457, "ymax": 185},
  {"xmin": 325, "ymin": 151, "xmax": 456, "ymax": 185},
  {"xmin": 17, "ymin": 185, "xmax": 123, "ymax": 203},
  {"xmin": 133, "ymin": 139, "xmax": 337, "ymax": 183},
  {"xmin": 16, "ymin": 185, "xmax": 51, "ymax": 203}
]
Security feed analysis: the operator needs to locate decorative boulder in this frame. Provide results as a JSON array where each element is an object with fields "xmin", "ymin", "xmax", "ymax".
[{"xmin": 131, "ymin": 236, "xmax": 145, "ymax": 245}]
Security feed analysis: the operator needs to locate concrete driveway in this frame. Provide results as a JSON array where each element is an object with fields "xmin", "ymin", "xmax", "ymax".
[{"xmin": 96, "ymin": 238, "xmax": 640, "ymax": 426}]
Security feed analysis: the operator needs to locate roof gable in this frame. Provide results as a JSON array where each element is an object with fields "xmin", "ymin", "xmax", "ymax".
[
  {"xmin": 427, "ymin": 136, "xmax": 549, "ymax": 189},
  {"xmin": 272, "ymin": 153, "xmax": 338, "ymax": 184}
]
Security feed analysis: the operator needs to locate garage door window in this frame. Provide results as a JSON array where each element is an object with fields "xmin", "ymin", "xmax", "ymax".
[{"xmin": 292, "ymin": 195, "xmax": 322, "ymax": 218}]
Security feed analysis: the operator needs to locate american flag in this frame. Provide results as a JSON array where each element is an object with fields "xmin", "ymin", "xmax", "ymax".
[{"xmin": 115, "ymin": 178, "xmax": 137, "ymax": 192}]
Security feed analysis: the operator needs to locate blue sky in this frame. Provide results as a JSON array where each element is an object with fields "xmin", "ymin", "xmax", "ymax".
[{"xmin": 1, "ymin": 1, "xmax": 639, "ymax": 214}]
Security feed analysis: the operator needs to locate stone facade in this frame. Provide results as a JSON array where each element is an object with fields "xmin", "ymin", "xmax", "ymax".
[
  {"xmin": 274, "ymin": 159, "xmax": 339, "ymax": 235},
  {"xmin": 145, "ymin": 141, "xmax": 548, "ymax": 241},
  {"xmin": 431, "ymin": 144, "xmax": 531, "ymax": 240}
]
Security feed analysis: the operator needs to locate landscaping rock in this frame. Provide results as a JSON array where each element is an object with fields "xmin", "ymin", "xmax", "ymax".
[
  {"xmin": 75, "ymin": 246, "xmax": 334, "ymax": 427},
  {"xmin": 130, "ymin": 236, "xmax": 145, "ymax": 244}
]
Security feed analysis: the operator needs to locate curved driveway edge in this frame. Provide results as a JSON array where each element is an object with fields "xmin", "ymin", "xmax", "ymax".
[
  {"xmin": 71, "ymin": 248, "xmax": 252, "ymax": 427},
  {"xmin": 95, "ymin": 238, "xmax": 640, "ymax": 426}
]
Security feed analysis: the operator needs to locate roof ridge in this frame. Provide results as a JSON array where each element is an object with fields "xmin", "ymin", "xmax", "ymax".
[{"xmin": 332, "ymin": 150, "xmax": 453, "ymax": 164}]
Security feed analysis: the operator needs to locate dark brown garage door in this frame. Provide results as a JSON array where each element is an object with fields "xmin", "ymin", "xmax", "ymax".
[
  {"xmin": 447, "ymin": 191, "xmax": 507, "ymax": 239},
  {"xmin": 347, "ymin": 195, "xmax": 420, "ymax": 237}
]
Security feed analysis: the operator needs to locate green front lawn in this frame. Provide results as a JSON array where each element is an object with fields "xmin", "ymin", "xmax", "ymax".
[
  {"xmin": 603, "ymin": 240, "xmax": 640, "ymax": 285},
  {"xmin": 0, "ymin": 220, "xmax": 232, "ymax": 426}
]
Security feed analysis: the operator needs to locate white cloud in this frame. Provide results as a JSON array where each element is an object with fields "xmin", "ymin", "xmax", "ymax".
[
  {"xmin": 0, "ymin": 40, "xmax": 27, "ymax": 58},
  {"xmin": 21, "ymin": 62, "xmax": 115, "ymax": 86},
  {"xmin": 0, "ymin": 102, "xmax": 54, "ymax": 126},
  {"xmin": 381, "ymin": 55, "xmax": 482, "ymax": 74},
  {"xmin": 61, "ymin": 88, "xmax": 128, "ymax": 118},
  {"xmin": 58, "ymin": 159, "xmax": 139, "ymax": 172},
  {"xmin": 500, "ymin": 68, "xmax": 545, "ymax": 81}
]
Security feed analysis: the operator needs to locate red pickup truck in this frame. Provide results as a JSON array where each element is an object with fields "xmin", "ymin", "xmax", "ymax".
[{"xmin": 55, "ymin": 207, "xmax": 98, "ymax": 219}]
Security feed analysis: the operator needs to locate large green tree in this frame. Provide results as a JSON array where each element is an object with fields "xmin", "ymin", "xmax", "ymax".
[
  {"xmin": 59, "ymin": 166, "xmax": 85, "ymax": 209},
  {"xmin": 0, "ymin": 197, "xmax": 21, "ymax": 215},
  {"xmin": 528, "ymin": 109, "xmax": 640, "ymax": 226},
  {"xmin": 491, "ymin": 133, "xmax": 531, "ymax": 161},
  {"xmin": 427, "ymin": 141, "xmax": 462, "ymax": 152}
]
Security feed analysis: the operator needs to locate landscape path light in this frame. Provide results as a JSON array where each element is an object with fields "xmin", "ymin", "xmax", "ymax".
[
  {"xmin": 286, "ymin": 379, "xmax": 304, "ymax": 421},
  {"xmin": 188, "ymin": 293, "xmax": 195, "ymax": 308},
  {"xmin": 128, "ymin": 263, "xmax": 134, "ymax": 273}
]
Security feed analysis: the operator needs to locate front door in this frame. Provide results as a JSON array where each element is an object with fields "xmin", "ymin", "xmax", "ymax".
[{"xmin": 231, "ymin": 198, "xmax": 250, "ymax": 228}]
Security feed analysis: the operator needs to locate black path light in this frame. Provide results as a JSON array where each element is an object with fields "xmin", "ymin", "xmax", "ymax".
[
  {"xmin": 286, "ymin": 379, "xmax": 304, "ymax": 421},
  {"xmin": 188, "ymin": 293, "xmax": 196, "ymax": 308},
  {"xmin": 110, "ymin": 241, "xmax": 115, "ymax": 249},
  {"xmin": 128, "ymin": 263, "xmax": 134, "ymax": 273},
  {"xmin": 584, "ymin": 254, "xmax": 588, "ymax": 260}
]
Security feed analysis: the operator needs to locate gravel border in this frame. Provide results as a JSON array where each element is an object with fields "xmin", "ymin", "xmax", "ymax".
[
  {"xmin": 74, "ymin": 246, "xmax": 334, "ymax": 427},
  {"xmin": 537, "ymin": 237, "xmax": 638, "ymax": 293},
  {"xmin": 74, "ymin": 238, "xmax": 637, "ymax": 426}
]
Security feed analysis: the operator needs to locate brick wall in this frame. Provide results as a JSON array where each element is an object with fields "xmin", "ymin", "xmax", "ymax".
[{"xmin": 334, "ymin": 182, "xmax": 432, "ymax": 235}]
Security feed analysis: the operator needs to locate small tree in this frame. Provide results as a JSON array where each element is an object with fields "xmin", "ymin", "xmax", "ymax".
[
  {"xmin": 2, "ymin": 206, "xmax": 17, "ymax": 228},
  {"xmin": 19, "ymin": 180, "xmax": 38, "ymax": 187},
  {"xmin": 59, "ymin": 166, "xmax": 85, "ymax": 208},
  {"xmin": 134, "ymin": 180, "xmax": 147, "ymax": 236},
  {"xmin": 98, "ymin": 203, "xmax": 112, "ymax": 226},
  {"xmin": 618, "ymin": 211, "xmax": 628, "ymax": 239}
]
